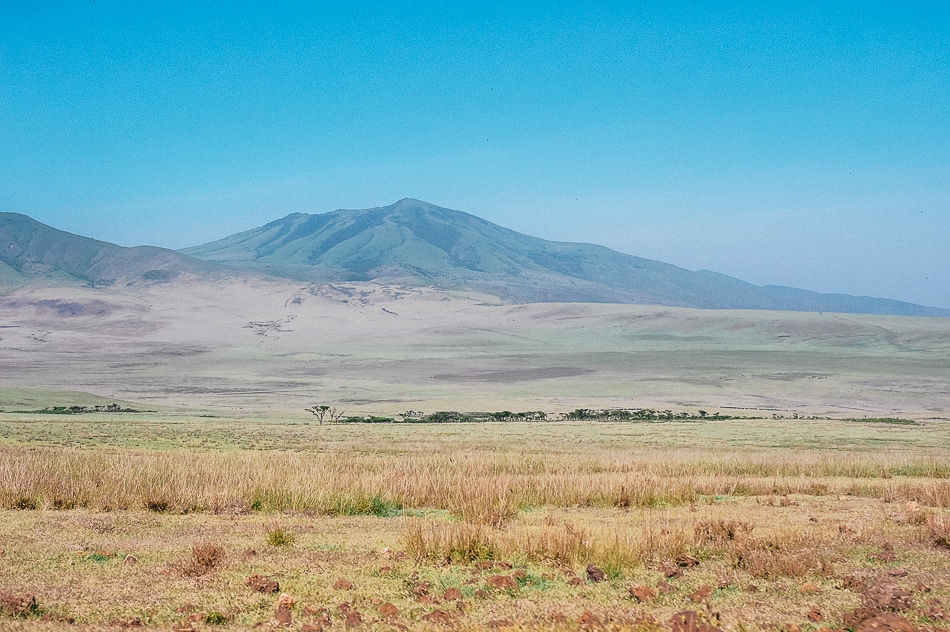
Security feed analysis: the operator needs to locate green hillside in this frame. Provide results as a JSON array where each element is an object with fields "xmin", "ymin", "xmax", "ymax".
[
  {"xmin": 183, "ymin": 199, "xmax": 949, "ymax": 316},
  {"xmin": 0, "ymin": 212, "xmax": 219, "ymax": 292}
]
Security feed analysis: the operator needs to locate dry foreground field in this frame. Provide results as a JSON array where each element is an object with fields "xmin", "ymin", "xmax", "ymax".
[
  {"xmin": 0, "ymin": 279, "xmax": 949, "ymax": 630},
  {"xmin": 1, "ymin": 419, "xmax": 949, "ymax": 631}
]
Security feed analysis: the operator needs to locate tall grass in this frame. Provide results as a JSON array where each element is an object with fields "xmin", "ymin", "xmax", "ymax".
[{"xmin": 2, "ymin": 444, "xmax": 948, "ymax": 518}]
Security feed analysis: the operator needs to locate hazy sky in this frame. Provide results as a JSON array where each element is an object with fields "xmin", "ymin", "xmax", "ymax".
[{"xmin": 2, "ymin": 2, "xmax": 948, "ymax": 308}]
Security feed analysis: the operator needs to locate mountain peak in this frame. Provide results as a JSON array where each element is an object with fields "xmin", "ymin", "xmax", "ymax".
[{"xmin": 180, "ymin": 202, "xmax": 950, "ymax": 316}]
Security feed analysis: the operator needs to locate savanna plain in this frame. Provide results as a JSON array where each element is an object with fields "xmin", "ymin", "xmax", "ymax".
[{"xmin": 1, "ymin": 280, "xmax": 949, "ymax": 631}]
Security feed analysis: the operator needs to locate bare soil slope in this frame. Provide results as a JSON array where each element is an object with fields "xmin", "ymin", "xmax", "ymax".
[{"xmin": 1, "ymin": 278, "xmax": 947, "ymax": 417}]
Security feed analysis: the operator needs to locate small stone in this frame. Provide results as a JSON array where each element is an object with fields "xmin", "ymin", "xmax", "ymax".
[
  {"xmin": 344, "ymin": 610, "xmax": 362, "ymax": 628},
  {"xmin": 661, "ymin": 561, "xmax": 683, "ymax": 578},
  {"xmin": 379, "ymin": 603, "xmax": 399, "ymax": 618},
  {"xmin": 690, "ymin": 585, "xmax": 712, "ymax": 602},
  {"xmin": 274, "ymin": 594, "xmax": 296, "ymax": 627},
  {"xmin": 807, "ymin": 608, "xmax": 824, "ymax": 622},
  {"xmin": 657, "ymin": 579, "xmax": 677, "ymax": 594},
  {"xmin": 486, "ymin": 574, "xmax": 518, "ymax": 591},
  {"xmin": 124, "ymin": 554, "xmax": 138, "ymax": 566},
  {"xmin": 863, "ymin": 582, "xmax": 912, "ymax": 612},
  {"xmin": 421, "ymin": 609, "xmax": 453, "ymax": 625},
  {"xmin": 675, "ymin": 554, "xmax": 700, "ymax": 568},
  {"xmin": 586, "ymin": 564, "xmax": 607, "ymax": 582},
  {"xmin": 333, "ymin": 577, "xmax": 353, "ymax": 591},
  {"xmin": 246, "ymin": 574, "xmax": 280, "ymax": 594},
  {"xmin": 578, "ymin": 610, "xmax": 602, "ymax": 627},
  {"xmin": 443, "ymin": 587, "xmax": 461, "ymax": 600},
  {"xmin": 629, "ymin": 585, "xmax": 657, "ymax": 603}
]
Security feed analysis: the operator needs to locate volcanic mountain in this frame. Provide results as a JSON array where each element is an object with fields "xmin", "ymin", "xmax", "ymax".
[
  {"xmin": 0, "ymin": 212, "xmax": 220, "ymax": 292},
  {"xmin": 182, "ymin": 199, "xmax": 949, "ymax": 316}
]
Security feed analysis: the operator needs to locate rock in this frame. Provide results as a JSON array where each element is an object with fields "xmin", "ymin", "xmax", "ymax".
[
  {"xmin": 496, "ymin": 561, "xmax": 513, "ymax": 569},
  {"xmin": 845, "ymin": 608, "xmax": 884, "ymax": 628},
  {"xmin": 443, "ymin": 587, "xmax": 462, "ymax": 600},
  {"xmin": 801, "ymin": 582, "xmax": 820, "ymax": 594},
  {"xmin": 333, "ymin": 577, "xmax": 353, "ymax": 590},
  {"xmin": 863, "ymin": 582, "xmax": 913, "ymax": 612},
  {"xmin": 379, "ymin": 603, "xmax": 399, "ymax": 618},
  {"xmin": 412, "ymin": 581, "xmax": 431, "ymax": 599},
  {"xmin": 657, "ymin": 579, "xmax": 677, "ymax": 594},
  {"xmin": 586, "ymin": 564, "xmax": 607, "ymax": 582},
  {"xmin": 629, "ymin": 585, "xmax": 657, "ymax": 603},
  {"xmin": 421, "ymin": 609, "xmax": 454, "ymax": 625},
  {"xmin": 869, "ymin": 542, "xmax": 897, "ymax": 563},
  {"xmin": 486, "ymin": 619, "xmax": 513, "ymax": 628},
  {"xmin": 110, "ymin": 617, "xmax": 143, "ymax": 628},
  {"xmin": 307, "ymin": 606, "xmax": 332, "ymax": 625},
  {"xmin": 675, "ymin": 554, "xmax": 700, "ymax": 568},
  {"xmin": 660, "ymin": 561, "xmax": 683, "ymax": 577},
  {"xmin": 124, "ymin": 554, "xmax": 138, "ymax": 565},
  {"xmin": 344, "ymin": 609, "xmax": 362, "ymax": 628},
  {"xmin": 0, "ymin": 593, "xmax": 38, "ymax": 618},
  {"xmin": 669, "ymin": 610, "xmax": 723, "ymax": 632},
  {"xmin": 578, "ymin": 610, "xmax": 602, "ymax": 627},
  {"xmin": 275, "ymin": 593, "xmax": 296, "ymax": 627},
  {"xmin": 807, "ymin": 608, "xmax": 824, "ymax": 622},
  {"xmin": 486, "ymin": 574, "xmax": 518, "ymax": 591},
  {"xmin": 246, "ymin": 574, "xmax": 280, "ymax": 594},
  {"xmin": 690, "ymin": 585, "xmax": 712, "ymax": 602},
  {"xmin": 856, "ymin": 613, "xmax": 918, "ymax": 632},
  {"xmin": 301, "ymin": 624, "xmax": 324, "ymax": 632}
]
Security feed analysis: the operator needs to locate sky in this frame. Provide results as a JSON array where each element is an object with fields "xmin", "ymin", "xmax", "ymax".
[{"xmin": 2, "ymin": 2, "xmax": 949, "ymax": 308}]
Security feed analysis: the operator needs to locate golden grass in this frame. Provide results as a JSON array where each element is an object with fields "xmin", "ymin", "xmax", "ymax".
[
  {"xmin": 2, "ymin": 443, "xmax": 949, "ymax": 521},
  {"xmin": 1, "ymin": 419, "xmax": 949, "ymax": 629}
]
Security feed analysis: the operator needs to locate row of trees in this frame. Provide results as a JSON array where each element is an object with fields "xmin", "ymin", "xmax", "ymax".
[{"xmin": 306, "ymin": 406, "xmax": 733, "ymax": 424}]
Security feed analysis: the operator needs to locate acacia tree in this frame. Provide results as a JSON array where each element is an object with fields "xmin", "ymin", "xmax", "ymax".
[{"xmin": 305, "ymin": 405, "xmax": 344, "ymax": 425}]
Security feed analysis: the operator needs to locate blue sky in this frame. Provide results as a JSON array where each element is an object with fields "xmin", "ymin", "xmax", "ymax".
[{"xmin": 2, "ymin": 2, "xmax": 948, "ymax": 308}]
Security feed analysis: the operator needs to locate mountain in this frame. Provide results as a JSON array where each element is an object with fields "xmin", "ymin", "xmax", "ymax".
[
  {"xmin": 0, "ymin": 212, "xmax": 220, "ymax": 292},
  {"xmin": 182, "ymin": 199, "xmax": 950, "ymax": 316}
]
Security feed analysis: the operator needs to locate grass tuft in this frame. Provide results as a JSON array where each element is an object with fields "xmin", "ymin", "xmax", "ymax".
[{"xmin": 266, "ymin": 522, "xmax": 296, "ymax": 547}]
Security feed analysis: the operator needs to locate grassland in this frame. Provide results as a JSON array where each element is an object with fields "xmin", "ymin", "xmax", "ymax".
[{"xmin": 1, "ymin": 417, "xmax": 948, "ymax": 630}]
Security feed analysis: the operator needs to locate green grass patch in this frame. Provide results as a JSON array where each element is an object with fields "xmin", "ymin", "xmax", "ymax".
[{"xmin": 846, "ymin": 417, "xmax": 918, "ymax": 425}]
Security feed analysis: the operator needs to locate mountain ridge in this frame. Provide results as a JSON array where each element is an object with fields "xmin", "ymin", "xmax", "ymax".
[
  {"xmin": 0, "ymin": 211, "xmax": 223, "ymax": 291},
  {"xmin": 181, "ymin": 199, "xmax": 950, "ymax": 317}
]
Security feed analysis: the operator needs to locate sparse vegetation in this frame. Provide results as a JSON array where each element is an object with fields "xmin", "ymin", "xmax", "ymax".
[
  {"xmin": 265, "ymin": 522, "xmax": 296, "ymax": 547},
  {"xmin": 0, "ymin": 417, "xmax": 948, "ymax": 629}
]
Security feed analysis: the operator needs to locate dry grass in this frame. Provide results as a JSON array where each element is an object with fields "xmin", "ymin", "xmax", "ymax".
[
  {"xmin": 1, "ymin": 419, "xmax": 948, "ymax": 630},
  {"xmin": 2, "ymin": 440, "xmax": 949, "ymax": 522}
]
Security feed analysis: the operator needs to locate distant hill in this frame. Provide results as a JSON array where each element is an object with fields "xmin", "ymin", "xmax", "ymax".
[
  {"xmin": 0, "ymin": 212, "xmax": 220, "ymax": 292},
  {"xmin": 182, "ymin": 199, "xmax": 950, "ymax": 316}
]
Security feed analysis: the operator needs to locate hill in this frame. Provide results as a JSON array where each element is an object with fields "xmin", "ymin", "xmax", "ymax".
[
  {"xmin": 0, "ymin": 212, "xmax": 221, "ymax": 292},
  {"xmin": 182, "ymin": 199, "xmax": 949, "ymax": 316}
]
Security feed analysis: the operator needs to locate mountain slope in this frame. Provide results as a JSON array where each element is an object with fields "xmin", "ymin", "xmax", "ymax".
[
  {"xmin": 183, "ymin": 199, "xmax": 949, "ymax": 316},
  {"xmin": 0, "ymin": 212, "xmax": 220, "ymax": 291}
]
